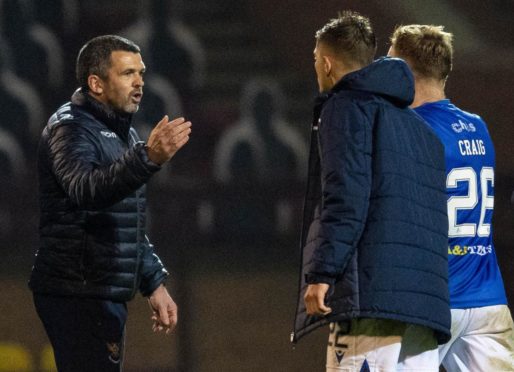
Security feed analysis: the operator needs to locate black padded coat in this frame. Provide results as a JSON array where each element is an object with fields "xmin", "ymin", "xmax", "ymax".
[
  {"xmin": 29, "ymin": 89, "xmax": 168, "ymax": 301},
  {"xmin": 293, "ymin": 58, "xmax": 451, "ymax": 344}
]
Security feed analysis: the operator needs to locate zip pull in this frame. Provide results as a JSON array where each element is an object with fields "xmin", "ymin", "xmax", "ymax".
[{"xmin": 313, "ymin": 118, "xmax": 321, "ymax": 131}]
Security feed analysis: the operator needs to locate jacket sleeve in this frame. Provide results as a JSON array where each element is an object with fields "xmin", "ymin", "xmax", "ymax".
[
  {"xmin": 139, "ymin": 235, "xmax": 169, "ymax": 296},
  {"xmin": 47, "ymin": 121, "xmax": 161, "ymax": 210},
  {"xmin": 305, "ymin": 98, "xmax": 372, "ymax": 285}
]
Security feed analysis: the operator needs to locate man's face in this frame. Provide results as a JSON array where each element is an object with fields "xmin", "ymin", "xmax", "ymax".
[
  {"xmin": 100, "ymin": 51, "xmax": 145, "ymax": 114},
  {"xmin": 313, "ymin": 42, "xmax": 331, "ymax": 93}
]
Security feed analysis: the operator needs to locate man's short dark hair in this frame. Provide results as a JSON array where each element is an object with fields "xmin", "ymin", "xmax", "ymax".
[
  {"xmin": 76, "ymin": 35, "xmax": 141, "ymax": 89},
  {"xmin": 316, "ymin": 11, "xmax": 376, "ymax": 68}
]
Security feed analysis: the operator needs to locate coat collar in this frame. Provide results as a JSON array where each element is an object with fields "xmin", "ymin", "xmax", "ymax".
[{"xmin": 71, "ymin": 88, "xmax": 132, "ymax": 142}]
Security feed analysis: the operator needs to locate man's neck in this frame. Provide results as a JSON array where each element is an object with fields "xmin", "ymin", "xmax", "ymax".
[
  {"xmin": 329, "ymin": 65, "xmax": 362, "ymax": 90},
  {"xmin": 411, "ymin": 78, "xmax": 446, "ymax": 108}
]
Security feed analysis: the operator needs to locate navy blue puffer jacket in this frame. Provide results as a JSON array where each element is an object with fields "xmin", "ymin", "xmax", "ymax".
[
  {"xmin": 29, "ymin": 89, "xmax": 168, "ymax": 301},
  {"xmin": 293, "ymin": 58, "xmax": 451, "ymax": 344}
]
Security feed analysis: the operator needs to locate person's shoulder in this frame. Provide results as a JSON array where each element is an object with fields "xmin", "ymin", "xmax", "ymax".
[
  {"xmin": 43, "ymin": 103, "xmax": 104, "ymax": 146},
  {"xmin": 331, "ymin": 87, "xmax": 373, "ymax": 102},
  {"xmin": 423, "ymin": 100, "xmax": 484, "ymax": 122},
  {"xmin": 48, "ymin": 100, "xmax": 100, "ymax": 130},
  {"xmin": 453, "ymin": 104, "xmax": 485, "ymax": 123},
  {"xmin": 323, "ymin": 90, "xmax": 385, "ymax": 127},
  {"xmin": 333, "ymin": 89, "xmax": 388, "ymax": 119},
  {"xmin": 323, "ymin": 91, "xmax": 367, "ymax": 112}
]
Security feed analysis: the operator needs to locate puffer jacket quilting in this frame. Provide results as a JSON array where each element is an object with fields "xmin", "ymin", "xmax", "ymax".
[
  {"xmin": 29, "ymin": 89, "xmax": 168, "ymax": 301},
  {"xmin": 293, "ymin": 58, "xmax": 450, "ymax": 344}
]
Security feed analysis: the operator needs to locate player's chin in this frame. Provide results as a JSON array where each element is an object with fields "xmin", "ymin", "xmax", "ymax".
[{"xmin": 124, "ymin": 103, "xmax": 140, "ymax": 114}]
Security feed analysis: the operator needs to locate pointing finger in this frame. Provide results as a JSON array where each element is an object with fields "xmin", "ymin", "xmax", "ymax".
[
  {"xmin": 154, "ymin": 115, "xmax": 169, "ymax": 129},
  {"xmin": 167, "ymin": 117, "xmax": 186, "ymax": 126}
]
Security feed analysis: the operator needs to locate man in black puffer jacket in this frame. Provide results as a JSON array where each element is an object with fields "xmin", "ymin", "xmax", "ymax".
[
  {"xmin": 29, "ymin": 35, "xmax": 192, "ymax": 371},
  {"xmin": 292, "ymin": 12, "xmax": 450, "ymax": 371}
]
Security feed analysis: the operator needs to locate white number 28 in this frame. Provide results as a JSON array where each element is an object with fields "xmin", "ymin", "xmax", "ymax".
[{"xmin": 447, "ymin": 167, "xmax": 494, "ymax": 238}]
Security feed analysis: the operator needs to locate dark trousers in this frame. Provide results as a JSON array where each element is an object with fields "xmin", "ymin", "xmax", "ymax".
[{"xmin": 33, "ymin": 293, "xmax": 128, "ymax": 372}]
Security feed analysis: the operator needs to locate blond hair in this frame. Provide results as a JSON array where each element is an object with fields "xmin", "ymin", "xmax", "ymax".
[{"xmin": 390, "ymin": 25, "xmax": 453, "ymax": 81}]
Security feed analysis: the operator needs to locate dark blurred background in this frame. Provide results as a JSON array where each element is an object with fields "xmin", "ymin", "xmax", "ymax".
[{"xmin": 0, "ymin": 0, "xmax": 512, "ymax": 371}]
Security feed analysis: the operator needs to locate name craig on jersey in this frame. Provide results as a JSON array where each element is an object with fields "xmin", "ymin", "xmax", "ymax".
[{"xmin": 457, "ymin": 139, "xmax": 485, "ymax": 156}]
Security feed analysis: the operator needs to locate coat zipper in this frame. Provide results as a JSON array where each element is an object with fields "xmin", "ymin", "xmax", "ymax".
[
  {"xmin": 291, "ymin": 119, "xmax": 321, "ymax": 344},
  {"xmin": 128, "ymin": 129, "xmax": 141, "ymax": 298}
]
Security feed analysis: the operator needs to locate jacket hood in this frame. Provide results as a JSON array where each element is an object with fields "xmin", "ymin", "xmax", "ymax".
[{"xmin": 334, "ymin": 57, "xmax": 414, "ymax": 107}]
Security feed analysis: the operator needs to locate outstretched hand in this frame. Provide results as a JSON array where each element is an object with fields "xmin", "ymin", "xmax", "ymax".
[
  {"xmin": 148, "ymin": 284, "xmax": 178, "ymax": 335},
  {"xmin": 304, "ymin": 283, "xmax": 332, "ymax": 316},
  {"xmin": 146, "ymin": 115, "xmax": 192, "ymax": 165}
]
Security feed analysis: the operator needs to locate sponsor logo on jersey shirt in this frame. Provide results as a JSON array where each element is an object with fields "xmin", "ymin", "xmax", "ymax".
[
  {"xmin": 448, "ymin": 244, "xmax": 492, "ymax": 256},
  {"xmin": 452, "ymin": 119, "xmax": 476, "ymax": 133}
]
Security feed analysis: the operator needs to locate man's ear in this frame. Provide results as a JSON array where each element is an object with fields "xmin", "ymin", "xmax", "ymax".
[
  {"xmin": 323, "ymin": 56, "xmax": 332, "ymax": 77},
  {"xmin": 87, "ymin": 75, "xmax": 104, "ymax": 94}
]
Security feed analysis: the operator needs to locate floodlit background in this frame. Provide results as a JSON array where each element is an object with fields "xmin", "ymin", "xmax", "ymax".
[{"xmin": 0, "ymin": 0, "xmax": 512, "ymax": 371}]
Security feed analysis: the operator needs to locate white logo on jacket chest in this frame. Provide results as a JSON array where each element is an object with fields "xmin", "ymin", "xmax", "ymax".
[{"xmin": 100, "ymin": 131, "xmax": 117, "ymax": 138}]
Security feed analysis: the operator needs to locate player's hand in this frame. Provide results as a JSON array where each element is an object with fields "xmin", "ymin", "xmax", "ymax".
[
  {"xmin": 304, "ymin": 283, "xmax": 332, "ymax": 316},
  {"xmin": 148, "ymin": 284, "xmax": 178, "ymax": 335},
  {"xmin": 146, "ymin": 115, "xmax": 192, "ymax": 165}
]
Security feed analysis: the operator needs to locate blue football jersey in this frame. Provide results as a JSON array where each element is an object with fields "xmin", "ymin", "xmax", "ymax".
[{"xmin": 415, "ymin": 100, "xmax": 507, "ymax": 308}]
